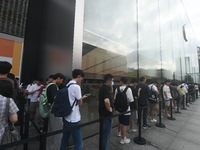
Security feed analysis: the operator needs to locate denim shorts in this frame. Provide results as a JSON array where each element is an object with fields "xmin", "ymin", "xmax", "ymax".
[{"xmin": 118, "ymin": 115, "xmax": 130, "ymax": 126}]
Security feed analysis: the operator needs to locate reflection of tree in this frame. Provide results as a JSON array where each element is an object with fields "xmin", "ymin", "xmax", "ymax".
[{"xmin": 184, "ymin": 74, "xmax": 194, "ymax": 83}]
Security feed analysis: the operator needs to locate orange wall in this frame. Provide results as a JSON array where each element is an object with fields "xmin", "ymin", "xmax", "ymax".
[{"xmin": 0, "ymin": 38, "xmax": 23, "ymax": 77}]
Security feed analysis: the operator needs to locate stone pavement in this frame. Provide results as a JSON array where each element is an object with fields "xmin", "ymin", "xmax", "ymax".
[
  {"xmin": 84, "ymin": 99, "xmax": 200, "ymax": 150},
  {"xmin": 14, "ymin": 98, "xmax": 200, "ymax": 150}
]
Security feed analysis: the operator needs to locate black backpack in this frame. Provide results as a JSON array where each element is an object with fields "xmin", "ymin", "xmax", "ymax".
[
  {"xmin": 52, "ymin": 83, "xmax": 77, "ymax": 117},
  {"xmin": 114, "ymin": 86, "xmax": 129, "ymax": 112}
]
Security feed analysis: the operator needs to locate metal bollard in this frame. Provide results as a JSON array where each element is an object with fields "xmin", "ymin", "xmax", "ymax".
[
  {"xmin": 39, "ymin": 132, "xmax": 47, "ymax": 150},
  {"xmin": 156, "ymin": 99, "xmax": 165, "ymax": 128},
  {"xmin": 23, "ymin": 111, "xmax": 30, "ymax": 150},
  {"xmin": 134, "ymin": 107, "xmax": 146, "ymax": 145},
  {"xmin": 167, "ymin": 99, "xmax": 175, "ymax": 120}
]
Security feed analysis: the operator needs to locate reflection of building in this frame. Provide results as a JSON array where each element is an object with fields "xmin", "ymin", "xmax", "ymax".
[{"xmin": 198, "ymin": 46, "xmax": 200, "ymax": 73}]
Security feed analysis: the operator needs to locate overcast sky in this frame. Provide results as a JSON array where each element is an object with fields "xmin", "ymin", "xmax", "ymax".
[{"xmin": 182, "ymin": 0, "xmax": 200, "ymax": 45}]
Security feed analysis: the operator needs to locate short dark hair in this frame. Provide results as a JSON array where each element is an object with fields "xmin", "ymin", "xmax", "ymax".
[
  {"xmin": 104, "ymin": 74, "xmax": 113, "ymax": 82},
  {"xmin": 48, "ymin": 75, "xmax": 54, "ymax": 79},
  {"xmin": 120, "ymin": 77, "xmax": 127, "ymax": 84},
  {"xmin": 0, "ymin": 61, "xmax": 12, "ymax": 74},
  {"xmin": 164, "ymin": 79, "xmax": 171, "ymax": 83},
  {"xmin": 72, "ymin": 69, "xmax": 84, "ymax": 78},
  {"xmin": 152, "ymin": 81, "xmax": 158, "ymax": 84},
  {"xmin": 0, "ymin": 80, "xmax": 13, "ymax": 97},
  {"xmin": 140, "ymin": 77, "xmax": 146, "ymax": 82},
  {"xmin": 130, "ymin": 79, "xmax": 137, "ymax": 84},
  {"xmin": 54, "ymin": 73, "xmax": 64, "ymax": 80}
]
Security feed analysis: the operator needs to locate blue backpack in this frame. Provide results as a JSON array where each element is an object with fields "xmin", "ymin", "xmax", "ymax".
[{"xmin": 52, "ymin": 83, "xmax": 77, "ymax": 117}]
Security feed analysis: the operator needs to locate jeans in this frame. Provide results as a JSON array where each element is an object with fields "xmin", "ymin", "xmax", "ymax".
[
  {"xmin": 60, "ymin": 120, "xmax": 82, "ymax": 150},
  {"xmin": 100, "ymin": 118, "xmax": 112, "ymax": 150}
]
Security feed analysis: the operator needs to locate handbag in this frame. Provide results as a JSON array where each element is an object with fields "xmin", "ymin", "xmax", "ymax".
[
  {"xmin": 1, "ymin": 98, "xmax": 21, "ymax": 150},
  {"xmin": 148, "ymin": 85, "xmax": 158, "ymax": 104}
]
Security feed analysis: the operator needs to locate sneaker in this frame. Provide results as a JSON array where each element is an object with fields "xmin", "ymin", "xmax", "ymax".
[
  {"xmin": 117, "ymin": 131, "xmax": 121, "ymax": 137},
  {"xmin": 153, "ymin": 119, "xmax": 157, "ymax": 122},
  {"xmin": 167, "ymin": 114, "xmax": 171, "ymax": 117},
  {"xmin": 128, "ymin": 129, "xmax": 137, "ymax": 133},
  {"xmin": 120, "ymin": 138, "xmax": 130, "ymax": 144},
  {"xmin": 143, "ymin": 124, "xmax": 151, "ymax": 129},
  {"xmin": 150, "ymin": 119, "xmax": 154, "ymax": 123}
]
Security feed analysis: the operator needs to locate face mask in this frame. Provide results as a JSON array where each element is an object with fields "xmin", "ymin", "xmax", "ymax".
[{"xmin": 111, "ymin": 81, "xmax": 114, "ymax": 86}]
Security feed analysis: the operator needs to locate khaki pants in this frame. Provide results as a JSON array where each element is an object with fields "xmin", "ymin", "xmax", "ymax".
[{"xmin": 46, "ymin": 113, "xmax": 63, "ymax": 150}]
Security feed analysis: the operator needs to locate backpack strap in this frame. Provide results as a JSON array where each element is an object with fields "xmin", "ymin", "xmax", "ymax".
[
  {"xmin": 66, "ymin": 83, "xmax": 78, "ymax": 107},
  {"xmin": 123, "ymin": 86, "xmax": 129, "ymax": 93}
]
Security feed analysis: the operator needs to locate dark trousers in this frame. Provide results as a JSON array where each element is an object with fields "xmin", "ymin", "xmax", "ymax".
[{"xmin": 139, "ymin": 106, "xmax": 148, "ymax": 126}]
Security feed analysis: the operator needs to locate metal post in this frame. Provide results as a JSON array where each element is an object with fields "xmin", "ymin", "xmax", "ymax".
[
  {"xmin": 168, "ymin": 99, "xmax": 175, "ymax": 120},
  {"xmin": 134, "ymin": 107, "xmax": 146, "ymax": 145},
  {"xmin": 23, "ymin": 111, "xmax": 30, "ymax": 150},
  {"xmin": 99, "ymin": 118, "xmax": 104, "ymax": 150},
  {"xmin": 39, "ymin": 132, "xmax": 47, "ymax": 150},
  {"xmin": 156, "ymin": 99, "xmax": 165, "ymax": 128}
]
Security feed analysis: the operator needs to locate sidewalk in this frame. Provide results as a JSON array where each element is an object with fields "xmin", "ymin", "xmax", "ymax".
[{"xmin": 84, "ymin": 99, "xmax": 200, "ymax": 150}]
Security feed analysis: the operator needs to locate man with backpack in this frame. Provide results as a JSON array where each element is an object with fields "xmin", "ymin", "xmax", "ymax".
[
  {"xmin": 60, "ymin": 69, "xmax": 88, "ymax": 150},
  {"xmin": 46, "ymin": 73, "xmax": 64, "ymax": 150},
  {"xmin": 115, "ymin": 77, "xmax": 134, "ymax": 144}
]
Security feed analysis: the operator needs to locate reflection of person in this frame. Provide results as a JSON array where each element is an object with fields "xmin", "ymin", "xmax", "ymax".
[
  {"xmin": 0, "ymin": 80, "xmax": 19, "ymax": 143},
  {"xmin": 98, "ymin": 74, "xmax": 114, "ymax": 150},
  {"xmin": 60, "ymin": 69, "xmax": 88, "ymax": 150}
]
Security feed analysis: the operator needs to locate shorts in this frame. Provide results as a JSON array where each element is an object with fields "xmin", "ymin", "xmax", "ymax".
[
  {"xmin": 149, "ymin": 103, "xmax": 158, "ymax": 111},
  {"xmin": 165, "ymin": 100, "xmax": 170, "ymax": 107},
  {"xmin": 118, "ymin": 115, "xmax": 130, "ymax": 126}
]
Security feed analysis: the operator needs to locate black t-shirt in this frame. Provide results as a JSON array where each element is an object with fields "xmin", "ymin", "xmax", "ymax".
[
  {"xmin": 47, "ymin": 84, "xmax": 58, "ymax": 104},
  {"xmin": 98, "ymin": 84, "xmax": 113, "ymax": 118},
  {"xmin": 136, "ymin": 83, "xmax": 149, "ymax": 106}
]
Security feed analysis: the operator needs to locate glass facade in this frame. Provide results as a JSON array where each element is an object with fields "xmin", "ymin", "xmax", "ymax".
[{"xmin": 80, "ymin": 0, "xmax": 199, "ymax": 137}]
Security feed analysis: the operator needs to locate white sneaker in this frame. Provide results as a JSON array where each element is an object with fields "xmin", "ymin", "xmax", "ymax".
[
  {"xmin": 120, "ymin": 138, "xmax": 130, "ymax": 144},
  {"xmin": 150, "ymin": 119, "xmax": 154, "ymax": 123},
  {"xmin": 117, "ymin": 131, "xmax": 121, "ymax": 137},
  {"xmin": 153, "ymin": 119, "xmax": 157, "ymax": 122},
  {"xmin": 128, "ymin": 129, "xmax": 137, "ymax": 133}
]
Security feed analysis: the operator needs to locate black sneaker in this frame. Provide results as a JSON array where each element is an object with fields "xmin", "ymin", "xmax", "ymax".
[{"xmin": 143, "ymin": 124, "xmax": 151, "ymax": 129}]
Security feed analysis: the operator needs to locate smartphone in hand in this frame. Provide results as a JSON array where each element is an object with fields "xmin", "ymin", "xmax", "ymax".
[{"xmin": 84, "ymin": 93, "xmax": 91, "ymax": 97}]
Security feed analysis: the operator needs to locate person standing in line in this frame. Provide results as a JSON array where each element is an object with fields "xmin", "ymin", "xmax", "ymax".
[
  {"xmin": 136, "ymin": 77, "xmax": 150, "ymax": 129},
  {"xmin": 28, "ymin": 78, "xmax": 43, "ymax": 125},
  {"xmin": 163, "ymin": 80, "xmax": 172, "ymax": 117},
  {"xmin": 115, "ymin": 77, "xmax": 134, "ymax": 144},
  {"xmin": 148, "ymin": 81, "xmax": 159, "ymax": 123},
  {"xmin": 0, "ymin": 80, "xmax": 19, "ymax": 143},
  {"xmin": 60, "ymin": 69, "xmax": 88, "ymax": 150},
  {"xmin": 46, "ymin": 73, "xmax": 64, "ymax": 150},
  {"xmin": 98, "ymin": 74, "xmax": 114, "ymax": 150},
  {"xmin": 128, "ymin": 79, "xmax": 138, "ymax": 133}
]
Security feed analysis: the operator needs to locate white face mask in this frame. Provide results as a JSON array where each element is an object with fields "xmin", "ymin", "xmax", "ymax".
[{"xmin": 111, "ymin": 81, "xmax": 114, "ymax": 86}]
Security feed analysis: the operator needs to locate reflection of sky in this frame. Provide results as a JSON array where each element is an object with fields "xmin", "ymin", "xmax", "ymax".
[{"xmin": 83, "ymin": 0, "xmax": 198, "ymax": 75}]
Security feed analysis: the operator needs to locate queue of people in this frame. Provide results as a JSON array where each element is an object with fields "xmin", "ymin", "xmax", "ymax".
[{"xmin": 0, "ymin": 60, "xmax": 199, "ymax": 150}]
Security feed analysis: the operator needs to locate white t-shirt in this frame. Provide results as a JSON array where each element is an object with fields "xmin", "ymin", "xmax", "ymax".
[
  {"xmin": 163, "ymin": 85, "xmax": 172, "ymax": 100},
  {"xmin": 64, "ymin": 80, "xmax": 82, "ymax": 123},
  {"xmin": 148, "ymin": 84, "xmax": 158, "ymax": 93},
  {"xmin": 28, "ymin": 84, "xmax": 42, "ymax": 102},
  {"xmin": 26, "ymin": 84, "xmax": 32, "ymax": 99},
  {"xmin": 114, "ymin": 85, "xmax": 134, "ymax": 115}
]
